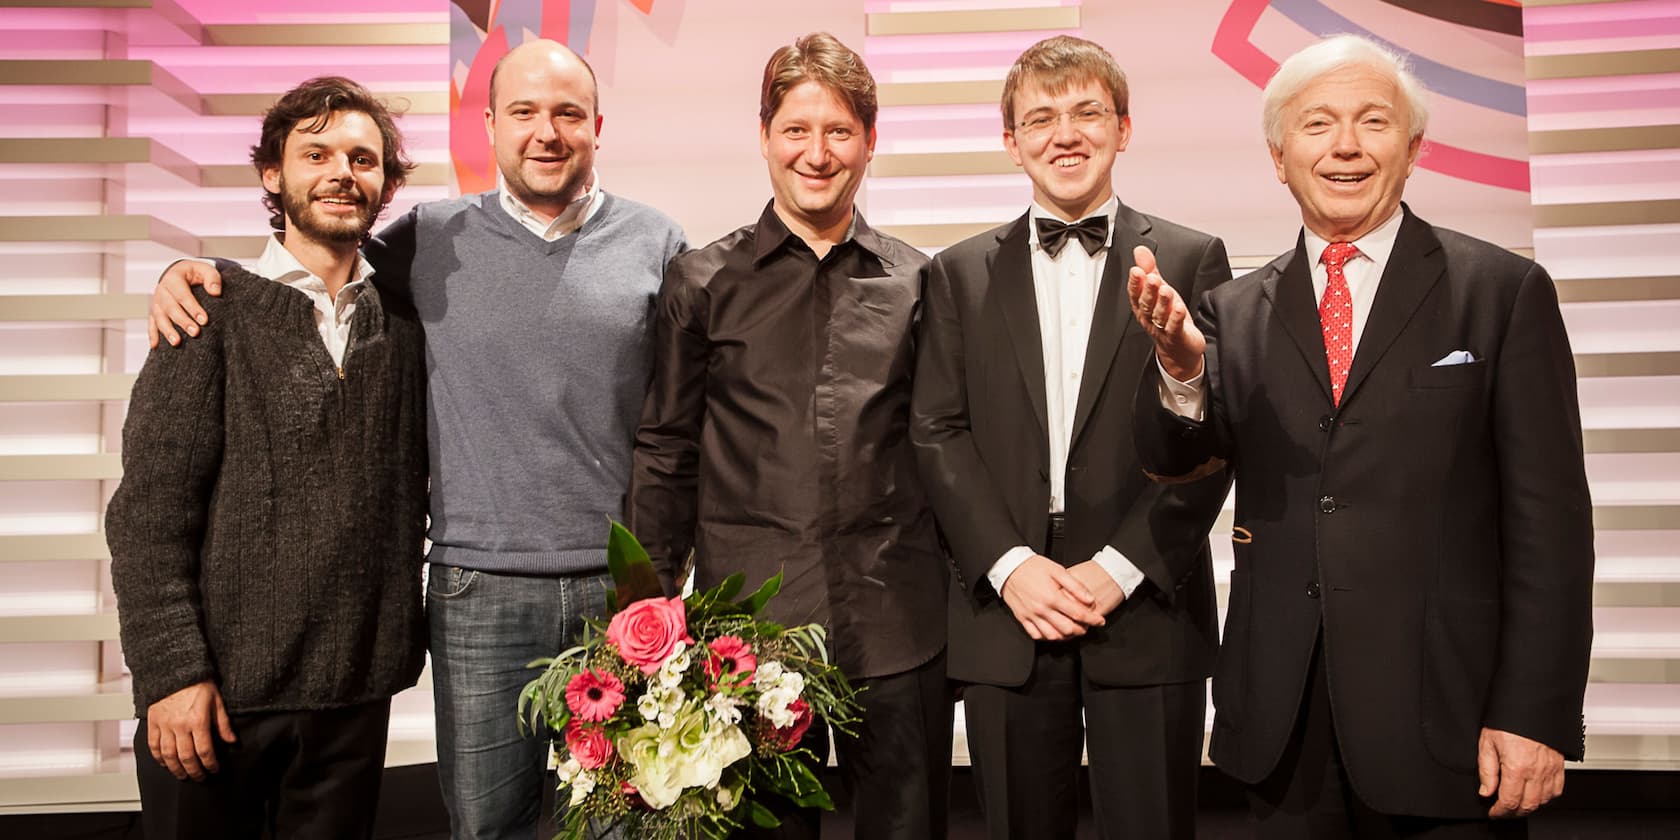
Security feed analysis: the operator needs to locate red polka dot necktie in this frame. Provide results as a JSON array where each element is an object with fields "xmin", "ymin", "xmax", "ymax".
[{"xmin": 1320, "ymin": 242, "xmax": 1360, "ymax": 406}]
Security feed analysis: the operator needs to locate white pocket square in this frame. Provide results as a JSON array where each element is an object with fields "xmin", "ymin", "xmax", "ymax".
[{"xmin": 1432, "ymin": 350, "xmax": 1476, "ymax": 366}]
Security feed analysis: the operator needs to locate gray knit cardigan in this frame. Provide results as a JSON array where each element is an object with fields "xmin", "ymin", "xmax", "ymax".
[{"xmin": 107, "ymin": 266, "xmax": 429, "ymax": 713}]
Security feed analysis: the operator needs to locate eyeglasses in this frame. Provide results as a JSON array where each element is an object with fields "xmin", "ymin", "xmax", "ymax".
[{"xmin": 1014, "ymin": 104, "xmax": 1116, "ymax": 138}]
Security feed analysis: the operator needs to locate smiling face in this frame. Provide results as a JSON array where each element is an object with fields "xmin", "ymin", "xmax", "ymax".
[
  {"xmin": 1271, "ymin": 63, "xmax": 1421, "ymax": 241},
  {"xmin": 1004, "ymin": 75, "xmax": 1129, "ymax": 222},
  {"xmin": 760, "ymin": 80, "xmax": 876, "ymax": 239},
  {"xmin": 484, "ymin": 43, "xmax": 601, "ymax": 221},
  {"xmin": 261, "ymin": 109, "xmax": 389, "ymax": 247}
]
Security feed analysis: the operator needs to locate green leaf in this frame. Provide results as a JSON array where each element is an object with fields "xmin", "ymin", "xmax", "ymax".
[
  {"xmin": 736, "ymin": 570, "xmax": 783, "ymax": 616},
  {"xmin": 715, "ymin": 572, "xmax": 746, "ymax": 603},
  {"xmin": 605, "ymin": 520, "xmax": 665, "ymax": 607},
  {"xmin": 746, "ymin": 800, "xmax": 781, "ymax": 829}
]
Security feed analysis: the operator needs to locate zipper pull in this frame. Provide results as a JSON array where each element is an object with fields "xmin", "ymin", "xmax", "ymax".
[{"xmin": 337, "ymin": 366, "xmax": 345, "ymax": 380}]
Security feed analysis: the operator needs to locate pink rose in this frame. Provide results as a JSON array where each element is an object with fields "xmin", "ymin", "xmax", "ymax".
[
  {"xmin": 606, "ymin": 596, "xmax": 694, "ymax": 674},
  {"xmin": 703, "ymin": 635, "xmax": 757, "ymax": 686},
  {"xmin": 565, "ymin": 669, "xmax": 625, "ymax": 722},
  {"xmin": 761, "ymin": 698, "xmax": 815, "ymax": 752},
  {"xmin": 565, "ymin": 721, "xmax": 614, "ymax": 769}
]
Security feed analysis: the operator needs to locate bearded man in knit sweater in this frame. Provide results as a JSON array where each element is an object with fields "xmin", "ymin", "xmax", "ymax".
[
  {"xmin": 108, "ymin": 76, "xmax": 426, "ymax": 839},
  {"xmin": 149, "ymin": 41, "xmax": 686, "ymax": 839}
]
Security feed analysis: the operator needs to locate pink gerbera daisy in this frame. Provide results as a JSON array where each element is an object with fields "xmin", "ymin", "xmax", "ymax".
[
  {"xmin": 703, "ymin": 635, "xmax": 758, "ymax": 685},
  {"xmin": 565, "ymin": 669, "xmax": 626, "ymax": 722}
]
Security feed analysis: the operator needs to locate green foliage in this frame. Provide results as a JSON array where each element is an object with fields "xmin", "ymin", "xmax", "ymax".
[{"xmin": 605, "ymin": 519, "xmax": 663, "ymax": 609}]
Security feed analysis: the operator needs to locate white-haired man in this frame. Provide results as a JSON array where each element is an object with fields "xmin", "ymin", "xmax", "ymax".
[{"xmin": 1128, "ymin": 34, "xmax": 1593, "ymax": 838}]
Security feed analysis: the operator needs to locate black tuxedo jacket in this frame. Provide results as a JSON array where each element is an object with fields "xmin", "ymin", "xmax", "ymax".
[
  {"xmin": 1134, "ymin": 208, "xmax": 1594, "ymax": 818},
  {"xmin": 911, "ymin": 204, "xmax": 1232, "ymax": 688}
]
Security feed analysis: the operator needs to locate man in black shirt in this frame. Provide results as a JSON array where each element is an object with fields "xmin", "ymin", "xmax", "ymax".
[{"xmin": 627, "ymin": 32, "xmax": 949, "ymax": 840}]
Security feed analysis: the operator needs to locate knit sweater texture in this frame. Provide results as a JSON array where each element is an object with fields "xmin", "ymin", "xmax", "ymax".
[
  {"xmin": 368, "ymin": 190, "xmax": 686, "ymax": 575},
  {"xmin": 107, "ymin": 266, "xmax": 429, "ymax": 713}
]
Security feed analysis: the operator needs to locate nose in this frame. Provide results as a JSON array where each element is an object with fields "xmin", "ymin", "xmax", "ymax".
[
  {"xmin": 326, "ymin": 152, "xmax": 354, "ymax": 181},
  {"xmin": 535, "ymin": 117, "xmax": 559, "ymax": 143},
  {"xmin": 1331, "ymin": 120, "xmax": 1361, "ymax": 158},
  {"xmin": 1050, "ymin": 111, "xmax": 1079, "ymax": 144},
  {"xmin": 801, "ymin": 132, "xmax": 831, "ymax": 166}
]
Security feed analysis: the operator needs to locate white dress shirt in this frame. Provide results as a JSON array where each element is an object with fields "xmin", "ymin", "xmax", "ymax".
[
  {"xmin": 254, "ymin": 233, "xmax": 375, "ymax": 369},
  {"xmin": 498, "ymin": 169, "xmax": 602, "ymax": 241},
  {"xmin": 1160, "ymin": 206, "xmax": 1405, "ymax": 418},
  {"xmin": 988, "ymin": 197, "xmax": 1148, "ymax": 599}
]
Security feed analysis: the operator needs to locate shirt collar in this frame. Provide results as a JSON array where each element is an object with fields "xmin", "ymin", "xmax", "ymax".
[
  {"xmin": 751, "ymin": 201, "xmax": 892, "ymax": 265},
  {"xmin": 1302, "ymin": 204, "xmax": 1404, "ymax": 270},
  {"xmin": 1027, "ymin": 195, "xmax": 1120, "ymax": 252},
  {"xmin": 497, "ymin": 169, "xmax": 601, "ymax": 234},
  {"xmin": 255, "ymin": 232, "xmax": 374, "ymax": 291}
]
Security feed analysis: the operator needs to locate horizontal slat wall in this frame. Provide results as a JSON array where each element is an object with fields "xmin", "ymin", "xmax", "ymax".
[{"xmin": 1523, "ymin": 0, "xmax": 1680, "ymax": 770}]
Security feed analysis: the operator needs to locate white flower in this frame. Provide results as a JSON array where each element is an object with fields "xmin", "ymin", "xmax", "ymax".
[
  {"xmin": 555, "ymin": 756, "xmax": 581, "ymax": 784},
  {"xmin": 619, "ymin": 704, "xmax": 753, "ymax": 811},
  {"xmin": 755, "ymin": 660, "xmax": 784, "ymax": 684},
  {"xmin": 569, "ymin": 770, "xmax": 595, "ymax": 805},
  {"xmin": 657, "ymin": 708, "xmax": 677, "ymax": 729},
  {"xmin": 705, "ymin": 691, "xmax": 743, "ymax": 726},
  {"xmin": 717, "ymin": 784, "xmax": 739, "ymax": 809},
  {"xmin": 638, "ymin": 690, "xmax": 662, "ymax": 721}
]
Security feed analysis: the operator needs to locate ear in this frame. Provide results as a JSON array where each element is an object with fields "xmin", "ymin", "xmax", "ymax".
[
  {"xmin": 865, "ymin": 125, "xmax": 877, "ymax": 163},
  {"xmin": 483, "ymin": 107, "xmax": 495, "ymax": 146},
  {"xmin": 1115, "ymin": 114, "xmax": 1132, "ymax": 152},
  {"xmin": 1270, "ymin": 143, "xmax": 1287, "ymax": 185},
  {"xmin": 593, "ymin": 113, "xmax": 604, "ymax": 148},
  {"xmin": 1405, "ymin": 134, "xmax": 1423, "ymax": 176},
  {"xmin": 760, "ymin": 122, "xmax": 772, "ymax": 162},
  {"xmin": 1003, "ymin": 129, "xmax": 1023, "ymax": 168},
  {"xmin": 261, "ymin": 165, "xmax": 281, "ymax": 195}
]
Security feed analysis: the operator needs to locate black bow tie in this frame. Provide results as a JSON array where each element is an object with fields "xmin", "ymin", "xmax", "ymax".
[{"xmin": 1035, "ymin": 215, "xmax": 1109, "ymax": 258}]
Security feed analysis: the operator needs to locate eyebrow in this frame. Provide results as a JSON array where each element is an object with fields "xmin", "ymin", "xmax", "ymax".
[
  {"xmin": 294, "ymin": 140, "xmax": 379, "ymax": 159},
  {"xmin": 1021, "ymin": 99, "xmax": 1106, "ymax": 115}
]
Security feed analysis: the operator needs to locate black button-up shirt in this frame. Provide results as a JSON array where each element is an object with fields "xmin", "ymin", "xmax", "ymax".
[{"xmin": 628, "ymin": 202, "xmax": 946, "ymax": 680}]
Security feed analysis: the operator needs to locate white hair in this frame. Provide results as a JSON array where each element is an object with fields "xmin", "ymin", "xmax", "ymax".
[{"xmin": 1261, "ymin": 34, "xmax": 1430, "ymax": 150}]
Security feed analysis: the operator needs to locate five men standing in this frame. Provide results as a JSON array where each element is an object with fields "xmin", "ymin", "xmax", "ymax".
[{"xmin": 125, "ymin": 26, "xmax": 1597, "ymax": 840}]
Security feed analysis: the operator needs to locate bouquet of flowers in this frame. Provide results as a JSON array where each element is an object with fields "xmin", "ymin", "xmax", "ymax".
[{"xmin": 520, "ymin": 522, "xmax": 862, "ymax": 839}]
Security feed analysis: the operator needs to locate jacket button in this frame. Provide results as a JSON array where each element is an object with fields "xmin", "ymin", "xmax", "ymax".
[
  {"xmin": 1318, "ymin": 415, "xmax": 1334, "ymax": 432},
  {"xmin": 1319, "ymin": 495, "xmax": 1337, "ymax": 514},
  {"xmin": 1306, "ymin": 582, "xmax": 1321, "ymax": 599}
]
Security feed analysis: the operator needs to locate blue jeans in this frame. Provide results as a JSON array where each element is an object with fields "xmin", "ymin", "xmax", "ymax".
[{"xmin": 428, "ymin": 564, "xmax": 612, "ymax": 840}]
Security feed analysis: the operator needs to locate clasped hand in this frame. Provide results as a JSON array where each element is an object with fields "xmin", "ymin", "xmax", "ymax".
[{"xmin": 1000, "ymin": 556, "xmax": 1124, "ymax": 641}]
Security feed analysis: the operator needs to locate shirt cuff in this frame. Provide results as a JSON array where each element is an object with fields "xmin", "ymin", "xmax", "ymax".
[
  {"xmin": 1156, "ymin": 357, "xmax": 1206, "ymax": 421},
  {"xmin": 987, "ymin": 546, "xmax": 1037, "ymax": 594},
  {"xmin": 1092, "ymin": 545, "xmax": 1148, "ymax": 598}
]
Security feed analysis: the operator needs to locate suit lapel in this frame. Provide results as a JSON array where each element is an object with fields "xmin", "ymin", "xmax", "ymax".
[
  {"xmin": 1263, "ymin": 232, "xmax": 1335, "ymax": 405},
  {"xmin": 1069, "ymin": 203, "xmax": 1151, "ymax": 450},
  {"xmin": 1339, "ymin": 209, "xmax": 1444, "ymax": 407},
  {"xmin": 990, "ymin": 215, "xmax": 1049, "ymax": 437}
]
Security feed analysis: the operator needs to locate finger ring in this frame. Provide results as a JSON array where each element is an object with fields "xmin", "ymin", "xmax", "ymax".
[{"xmin": 1151, "ymin": 319, "xmax": 1167, "ymax": 330}]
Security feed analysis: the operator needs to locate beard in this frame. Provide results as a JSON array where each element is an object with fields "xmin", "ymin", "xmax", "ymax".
[{"xmin": 278, "ymin": 175, "xmax": 380, "ymax": 245}]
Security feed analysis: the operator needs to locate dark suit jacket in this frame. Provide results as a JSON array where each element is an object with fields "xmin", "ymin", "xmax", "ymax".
[
  {"xmin": 1134, "ymin": 208, "xmax": 1594, "ymax": 818},
  {"xmin": 911, "ymin": 204, "xmax": 1232, "ymax": 688}
]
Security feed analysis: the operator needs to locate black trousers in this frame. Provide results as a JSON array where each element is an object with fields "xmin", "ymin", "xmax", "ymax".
[
  {"xmin": 135, "ymin": 699, "xmax": 392, "ymax": 840},
  {"xmin": 1246, "ymin": 636, "xmax": 1529, "ymax": 839},
  {"xmin": 962, "ymin": 514, "xmax": 1207, "ymax": 840},
  {"xmin": 740, "ymin": 650, "xmax": 954, "ymax": 840}
]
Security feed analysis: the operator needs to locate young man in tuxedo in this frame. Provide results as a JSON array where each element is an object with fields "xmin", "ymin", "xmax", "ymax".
[{"xmin": 910, "ymin": 35, "xmax": 1232, "ymax": 840}]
